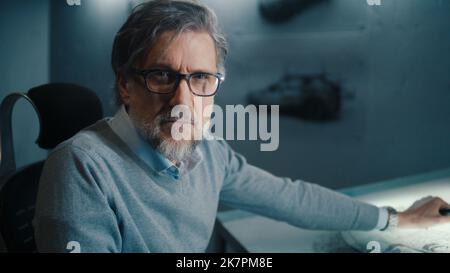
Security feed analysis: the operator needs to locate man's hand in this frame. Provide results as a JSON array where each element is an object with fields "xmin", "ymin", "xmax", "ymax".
[{"xmin": 397, "ymin": 196, "xmax": 450, "ymax": 229}]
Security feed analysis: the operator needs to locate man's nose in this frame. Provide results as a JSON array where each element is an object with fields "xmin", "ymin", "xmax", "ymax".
[{"xmin": 168, "ymin": 78, "xmax": 194, "ymax": 109}]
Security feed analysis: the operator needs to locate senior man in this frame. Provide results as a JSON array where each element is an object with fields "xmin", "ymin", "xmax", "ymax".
[{"xmin": 34, "ymin": 0, "xmax": 450, "ymax": 253}]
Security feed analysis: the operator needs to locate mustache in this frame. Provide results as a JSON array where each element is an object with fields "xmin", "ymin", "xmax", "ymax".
[{"xmin": 157, "ymin": 108, "xmax": 196, "ymax": 125}]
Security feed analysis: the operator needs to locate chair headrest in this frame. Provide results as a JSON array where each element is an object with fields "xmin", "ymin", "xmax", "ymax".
[{"xmin": 27, "ymin": 83, "xmax": 103, "ymax": 149}]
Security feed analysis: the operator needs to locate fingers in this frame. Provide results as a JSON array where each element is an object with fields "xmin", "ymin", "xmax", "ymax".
[
  {"xmin": 420, "ymin": 195, "xmax": 434, "ymax": 204},
  {"xmin": 409, "ymin": 195, "xmax": 434, "ymax": 210},
  {"xmin": 437, "ymin": 215, "xmax": 450, "ymax": 224},
  {"xmin": 403, "ymin": 196, "xmax": 450, "ymax": 228},
  {"xmin": 415, "ymin": 196, "xmax": 449, "ymax": 209},
  {"xmin": 422, "ymin": 195, "xmax": 434, "ymax": 201},
  {"xmin": 431, "ymin": 197, "xmax": 450, "ymax": 220},
  {"xmin": 432, "ymin": 197, "xmax": 450, "ymax": 209}
]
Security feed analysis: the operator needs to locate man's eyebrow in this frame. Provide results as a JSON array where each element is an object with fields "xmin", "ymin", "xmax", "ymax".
[
  {"xmin": 143, "ymin": 63, "xmax": 217, "ymax": 74},
  {"xmin": 143, "ymin": 63, "xmax": 174, "ymax": 70}
]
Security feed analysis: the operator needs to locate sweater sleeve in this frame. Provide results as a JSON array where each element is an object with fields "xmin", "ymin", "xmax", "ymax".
[
  {"xmin": 217, "ymin": 140, "xmax": 380, "ymax": 231},
  {"xmin": 33, "ymin": 145, "xmax": 122, "ymax": 253}
]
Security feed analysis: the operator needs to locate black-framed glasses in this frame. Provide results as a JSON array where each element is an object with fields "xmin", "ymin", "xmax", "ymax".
[{"xmin": 131, "ymin": 68, "xmax": 225, "ymax": 97}]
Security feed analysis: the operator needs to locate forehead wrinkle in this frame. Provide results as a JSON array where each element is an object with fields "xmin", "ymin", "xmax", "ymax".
[
  {"xmin": 144, "ymin": 32, "xmax": 179, "ymax": 69},
  {"xmin": 143, "ymin": 31, "xmax": 217, "ymax": 73}
]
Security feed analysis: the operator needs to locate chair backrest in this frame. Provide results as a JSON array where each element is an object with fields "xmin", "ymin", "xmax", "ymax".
[{"xmin": 0, "ymin": 83, "xmax": 103, "ymax": 252}]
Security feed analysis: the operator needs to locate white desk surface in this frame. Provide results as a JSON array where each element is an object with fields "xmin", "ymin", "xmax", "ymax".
[{"xmin": 217, "ymin": 168, "xmax": 450, "ymax": 253}]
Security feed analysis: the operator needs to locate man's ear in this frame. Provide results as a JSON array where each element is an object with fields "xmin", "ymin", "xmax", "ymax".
[{"xmin": 117, "ymin": 72, "xmax": 131, "ymax": 106}]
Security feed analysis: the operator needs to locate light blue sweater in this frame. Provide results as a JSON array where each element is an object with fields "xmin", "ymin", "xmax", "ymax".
[{"xmin": 33, "ymin": 108, "xmax": 381, "ymax": 253}]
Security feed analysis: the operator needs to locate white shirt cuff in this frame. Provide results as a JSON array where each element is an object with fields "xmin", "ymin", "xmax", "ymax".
[{"xmin": 375, "ymin": 207, "xmax": 389, "ymax": 230}]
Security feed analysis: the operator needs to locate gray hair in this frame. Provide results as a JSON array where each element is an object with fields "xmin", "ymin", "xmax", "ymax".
[{"xmin": 111, "ymin": 0, "xmax": 228, "ymax": 105}]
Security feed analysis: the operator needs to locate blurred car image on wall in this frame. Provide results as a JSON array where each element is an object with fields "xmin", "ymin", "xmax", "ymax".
[{"xmin": 247, "ymin": 73, "xmax": 341, "ymax": 121}]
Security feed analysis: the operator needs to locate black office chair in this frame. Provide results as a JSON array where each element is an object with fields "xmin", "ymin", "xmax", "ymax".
[{"xmin": 0, "ymin": 83, "xmax": 103, "ymax": 252}]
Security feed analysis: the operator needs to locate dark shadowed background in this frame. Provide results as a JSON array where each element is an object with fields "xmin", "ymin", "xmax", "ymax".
[{"xmin": 1, "ymin": 0, "xmax": 449, "ymax": 191}]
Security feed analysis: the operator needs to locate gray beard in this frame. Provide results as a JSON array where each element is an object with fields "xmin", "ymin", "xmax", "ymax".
[{"xmin": 129, "ymin": 109, "xmax": 199, "ymax": 163}]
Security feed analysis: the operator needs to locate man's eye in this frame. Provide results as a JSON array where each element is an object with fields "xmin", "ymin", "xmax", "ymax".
[
  {"xmin": 193, "ymin": 73, "xmax": 209, "ymax": 80},
  {"xmin": 150, "ymin": 71, "xmax": 174, "ymax": 83},
  {"xmin": 156, "ymin": 71, "xmax": 170, "ymax": 78}
]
